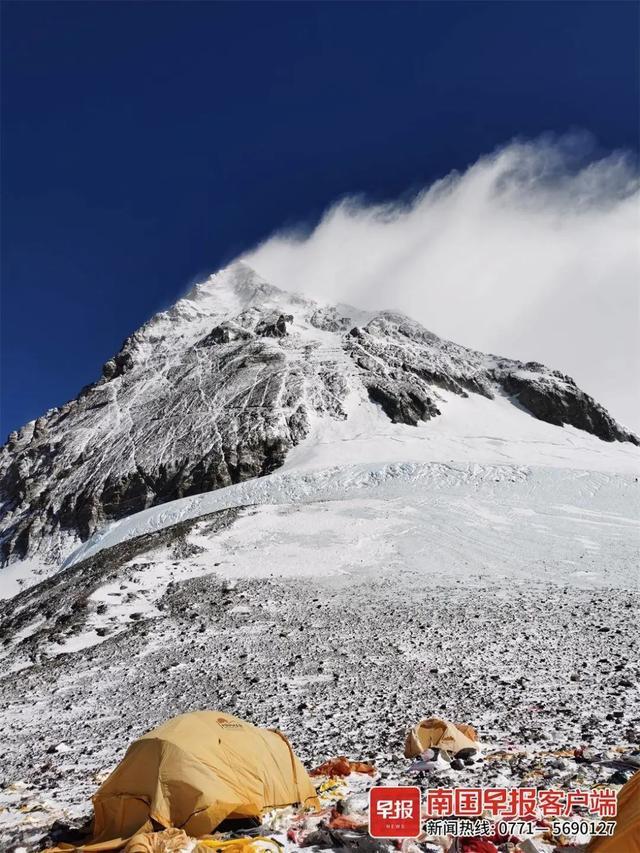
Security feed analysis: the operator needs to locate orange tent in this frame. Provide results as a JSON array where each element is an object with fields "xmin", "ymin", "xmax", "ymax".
[
  {"xmin": 587, "ymin": 770, "xmax": 640, "ymax": 853},
  {"xmin": 404, "ymin": 717, "xmax": 479, "ymax": 758},
  {"xmin": 48, "ymin": 711, "xmax": 318, "ymax": 852}
]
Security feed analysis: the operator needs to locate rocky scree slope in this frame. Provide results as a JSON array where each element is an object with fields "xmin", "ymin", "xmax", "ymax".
[{"xmin": 1, "ymin": 263, "xmax": 636, "ymax": 565}]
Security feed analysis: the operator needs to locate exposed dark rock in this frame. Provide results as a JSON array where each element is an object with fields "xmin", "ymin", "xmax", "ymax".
[
  {"xmin": 497, "ymin": 371, "xmax": 635, "ymax": 443},
  {"xmin": 101, "ymin": 351, "xmax": 134, "ymax": 381},
  {"xmin": 203, "ymin": 325, "xmax": 231, "ymax": 345},
  {"xmin": 198, "ymin": 322, "xmax": 254, "ymax": 346},
  {"xmin": 366, "ymin": 381, "xmax": 440, "ymax": 426},
  {"xmin": 347, "ymin": 314, "xmax": 637, "ymax": 442},
  {"xmin": 255, "ymin": 313, "xmax": 293, "ymax": 337}
]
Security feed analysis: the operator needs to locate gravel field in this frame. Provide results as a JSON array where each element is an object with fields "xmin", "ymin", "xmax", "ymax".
[{"xmin": 1, "ymin": 563, "xmax": 638, "ymax": 850}]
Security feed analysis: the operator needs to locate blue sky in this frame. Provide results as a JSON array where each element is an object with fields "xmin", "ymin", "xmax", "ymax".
[{"xmin": 2, "ymin": 1, "xmax": 639, "ymax": 436}]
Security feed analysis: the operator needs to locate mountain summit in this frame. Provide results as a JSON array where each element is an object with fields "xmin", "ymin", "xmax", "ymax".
[{"xmin": 1, "ymin": 262, "xmax": 637, "ymax": 566}]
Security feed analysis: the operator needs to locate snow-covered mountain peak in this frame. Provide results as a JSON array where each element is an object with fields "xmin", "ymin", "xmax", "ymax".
[
  {"xmin": 184, "ymin": 262, "xmax": 283, "ymax": 315},
  {"xmin": 120, "ymin": 262, "xmax": 333, "ymax": 366},
  {"xmin": 1, "ymin": 265, "xmax": 638, "ymax": 574},
  {"xmin": 124, "ymin": 263, "xmax": 283, "ymax": 349}
]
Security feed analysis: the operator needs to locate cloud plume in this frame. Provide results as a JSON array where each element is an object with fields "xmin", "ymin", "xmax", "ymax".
[{"xmin": 242, "ymin": 135, "xmax": 640, "ymax": 432}]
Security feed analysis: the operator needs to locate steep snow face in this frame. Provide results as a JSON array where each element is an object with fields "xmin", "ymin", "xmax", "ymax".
[
  {"xmin": 1, "ymin": 262, "xmax": 637, "ymax": 569},
  {"xmin": 59, "ymin": 461, "xmax": 639, "ymax": 574}
]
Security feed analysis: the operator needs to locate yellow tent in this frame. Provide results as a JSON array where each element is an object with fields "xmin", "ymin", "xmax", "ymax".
[
  {"xmin": 51, "ymin": 711, "xmax": 319, "ymax": 851},
  {"xmin": 404, "ymin": 717, "xmax": 479, "ymax": 758},
  {"xmin": 587, "ymin": 770, "xmax": 640, "ymax": 853}
]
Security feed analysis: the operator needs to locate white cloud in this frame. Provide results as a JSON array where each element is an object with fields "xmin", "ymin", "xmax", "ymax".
[{"xmin": 242, "ymin": 134, "xmax": 640, "ymax": 432}]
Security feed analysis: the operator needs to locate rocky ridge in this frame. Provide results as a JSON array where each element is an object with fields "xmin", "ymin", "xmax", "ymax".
[{"xmin": 1, "ymin": 263, "xmax": 636, "ymax": 565}]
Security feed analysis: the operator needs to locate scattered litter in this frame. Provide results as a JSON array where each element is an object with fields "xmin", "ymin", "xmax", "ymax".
[
  {"xmin": 298, "ymin": 826, "xmax": 393, "ymax": 852},
  {"xmin": 310, "ymin": 758, "xmax": 377, "ymax": 777},
  {"xmin": 19, "ymin": 708, "xmax": 638, "ymax": 853},
  {"xmin": 197, "ymin": 836, "xmax": 282, "ymax": 853},
  {"xmin": 119, "ymin": 830, "xmax": 286, "ymax": 853},
  {"xmin": 515, "ymin": 840, "xmax": 542, "ymax": 853},
  {"xmin": 315, "ymin": 777, "xmax": 350, "ymax": 806}
]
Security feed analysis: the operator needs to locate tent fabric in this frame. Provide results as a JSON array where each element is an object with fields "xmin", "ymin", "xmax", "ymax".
[
  {"xmin": 122, "ymin": 829, "xmax": 280, "ymax": 853},
  {"xmin": 404, "ymin": 717, "xmax": 479, "ymax": 758},
  {"xmin": 48, "ymin": 711, "xmax": 318, "ymax": 852},
  {"xmin": 123, "ymin": 828, "xmax": 191, "ymax": 853},
  {"xmin": 587, "ymin": 770, "xmax": 640, "ymax": 853}
]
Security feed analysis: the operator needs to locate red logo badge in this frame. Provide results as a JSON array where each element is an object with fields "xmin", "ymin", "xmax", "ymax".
[{"xmin": 369, "ymin": 786, "xmax": 422, "ymax": 838}]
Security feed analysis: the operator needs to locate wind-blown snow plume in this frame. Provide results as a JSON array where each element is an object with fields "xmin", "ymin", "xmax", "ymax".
[{"xmin": 243, "ymin": 135, "xmax": 640, "ymax": 431}]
